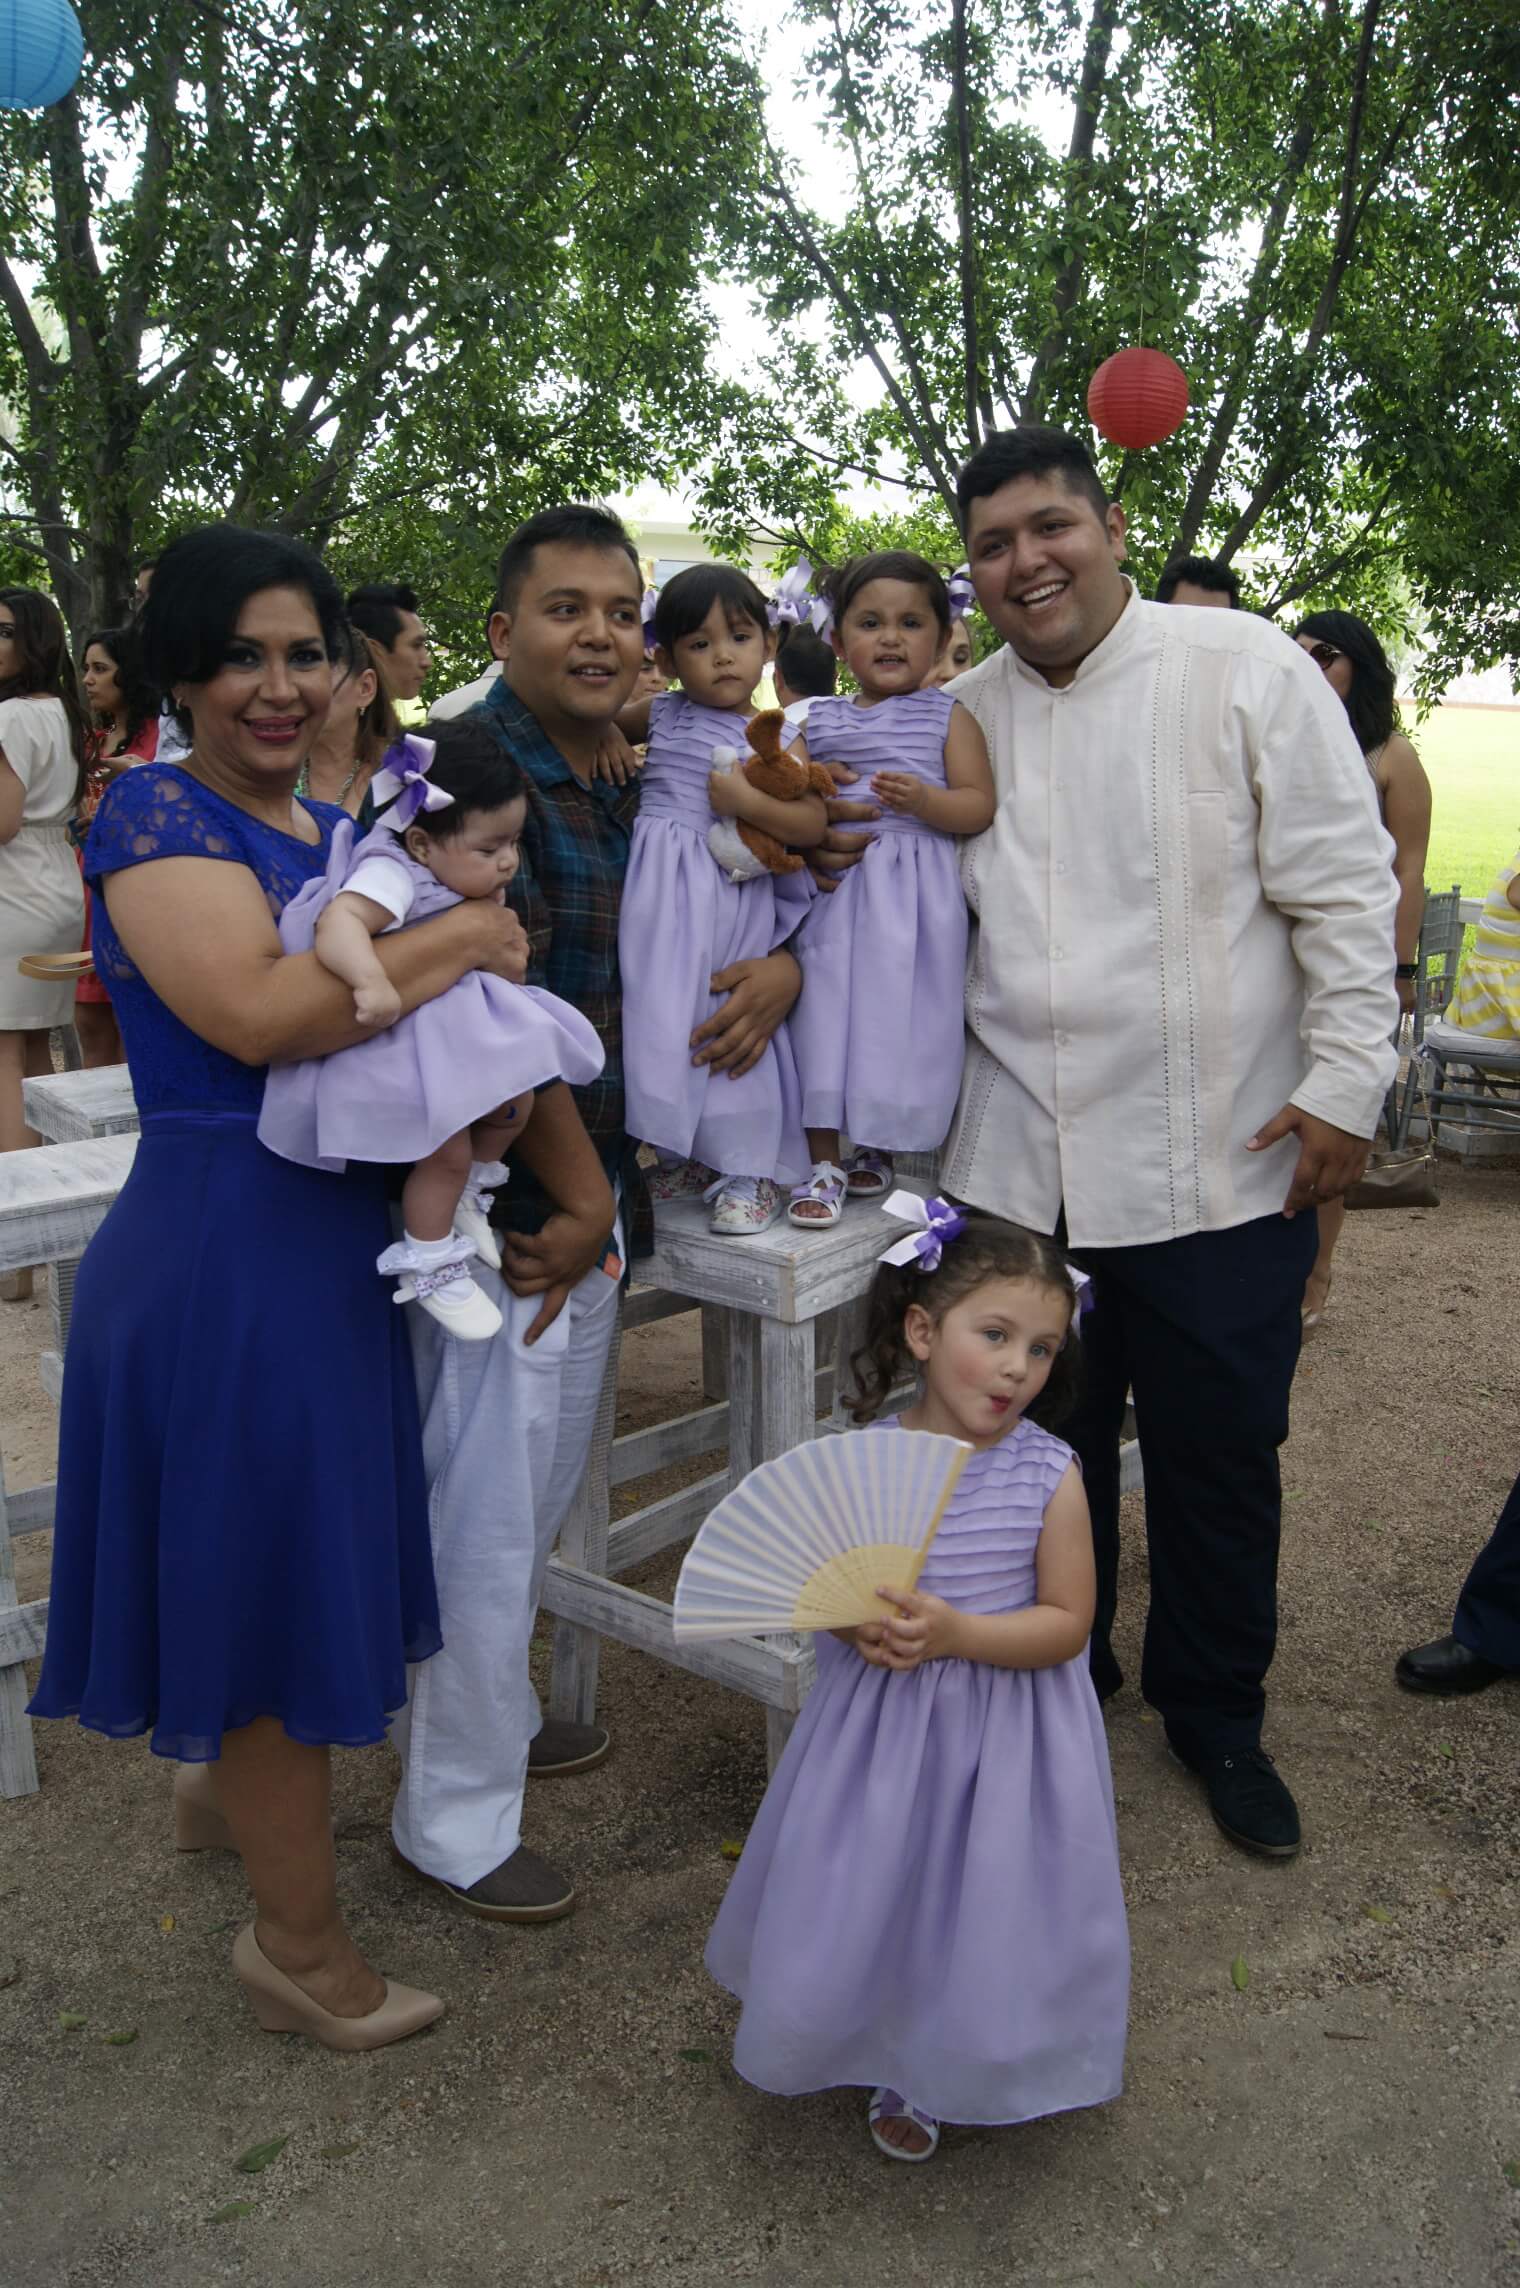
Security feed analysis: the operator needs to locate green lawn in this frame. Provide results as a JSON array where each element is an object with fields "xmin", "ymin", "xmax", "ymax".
[{"xmin": 1409, "ymin": 704, "xmax": 1519, "ymax": 900}]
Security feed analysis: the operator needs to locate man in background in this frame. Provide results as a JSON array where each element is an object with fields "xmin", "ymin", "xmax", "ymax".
[
  {"xmin": 1156, "ymin": 555, "xmax": 1241, "ymax": 609},
  {"xmin": 347, "ymin": 580, "xmax": 432, "ymax": 708}
]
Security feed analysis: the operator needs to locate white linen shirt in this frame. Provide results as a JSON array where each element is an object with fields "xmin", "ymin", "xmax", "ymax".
[{"xmin": 941, "ymin": 588, "xmax": 1400, "ymax": 1248}]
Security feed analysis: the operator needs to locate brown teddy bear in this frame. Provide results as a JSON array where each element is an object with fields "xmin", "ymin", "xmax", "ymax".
[{"xmin": 707, "ymin": 708, "xmax": 836, "ymax": 882}]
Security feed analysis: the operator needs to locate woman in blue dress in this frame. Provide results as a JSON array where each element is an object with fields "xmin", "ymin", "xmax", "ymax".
[{"xmin": 29, "ymin": 526, "xmax": 527, "ymax": 2051}]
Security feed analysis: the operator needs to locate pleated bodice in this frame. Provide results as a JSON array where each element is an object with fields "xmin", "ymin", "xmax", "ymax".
[{"xmin": 880, "ymin": 1414, "xmax": 1074, "ymax": 1614}]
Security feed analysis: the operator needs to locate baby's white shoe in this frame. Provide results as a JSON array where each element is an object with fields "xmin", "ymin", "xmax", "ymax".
[
  {"xmin": 455, "ymin": 1160, "xmax": 509, "ymax": 1270},
  {"xmin": 377, "ymin": 1233, "xmax": 503, "ymax": 1342}
]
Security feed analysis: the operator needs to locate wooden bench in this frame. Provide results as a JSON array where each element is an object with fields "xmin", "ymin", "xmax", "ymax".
[{"xmin": 0, "ymin": 1130, "xmax": 139, "ymax": 1796}]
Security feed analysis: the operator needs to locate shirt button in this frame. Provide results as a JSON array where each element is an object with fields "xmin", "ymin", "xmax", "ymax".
[
  {"xmin": 1050, "ymin": 944, "xmax": 1064, "ymax": 961},
  {"xmin": 1055, "ymin": 861, "xmax": 1068, "ymax": 877},
  {"xmin": 1056, "ymin": 1032, "xmax": 1071, "ymax": 1049},
  {"xmin": 1058, "ymin": 1117, "xmax": 1071, "ymax": 1134}
]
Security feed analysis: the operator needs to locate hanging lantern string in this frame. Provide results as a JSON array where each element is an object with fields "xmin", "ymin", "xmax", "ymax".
[{"xmin": 1136, "ymin": 181, "xmax": 1153, "ymax": 351}]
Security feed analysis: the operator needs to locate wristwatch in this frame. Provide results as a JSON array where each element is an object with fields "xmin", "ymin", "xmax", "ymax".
[{"xmin": 1395, "ymin": 962, "xmax": 1418, "ymax": 979}]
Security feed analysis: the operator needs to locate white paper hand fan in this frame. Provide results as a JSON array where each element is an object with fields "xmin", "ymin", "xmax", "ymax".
[{"xmin": 672, "ymin": 1429, "xmax": 972, "ymax": 1640}]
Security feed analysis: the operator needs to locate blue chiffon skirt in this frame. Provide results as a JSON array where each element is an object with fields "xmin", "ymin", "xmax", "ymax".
[{"xmin": 29, "ymin": 1109, "xmax": 440, "ymax": 1759}]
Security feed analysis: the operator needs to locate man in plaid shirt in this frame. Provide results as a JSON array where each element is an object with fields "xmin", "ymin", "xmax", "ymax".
[{"xmin": 390, "ymin": 506, "xmax": 802, "ymax": 1924}]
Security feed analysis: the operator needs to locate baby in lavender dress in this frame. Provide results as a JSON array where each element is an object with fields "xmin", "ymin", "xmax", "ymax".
[
  {"xmin": 258, "ymin": 722, "xmax": 603, "ymax": 1341},
  {"xmin": 705, "ymin": 1201, "xmax": 1129, "ymax": 2161},
  {"xmin": 786, "ymin": 552, "xmax": 995, "ymax": 1229}
]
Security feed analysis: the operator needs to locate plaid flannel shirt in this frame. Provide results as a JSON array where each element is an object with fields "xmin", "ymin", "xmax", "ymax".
[{"xmin": 476, "ymin": 679, "xmax": 652, "ymax": 1258}]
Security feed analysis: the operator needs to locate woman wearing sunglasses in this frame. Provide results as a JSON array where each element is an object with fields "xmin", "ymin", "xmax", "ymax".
[{"xmin": 1293, "ymin": 611, "xmax": 1432, "ymax": 1327}]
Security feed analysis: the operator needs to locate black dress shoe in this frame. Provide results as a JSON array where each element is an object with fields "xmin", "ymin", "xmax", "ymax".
[
  {"xmin": 1173, "ymin": 1744, "xmax": 1301, "ymax": 1859},
  {"xmin": 1394, "ymin": 1634, "xmax": 1509, "ymax": 1696}
]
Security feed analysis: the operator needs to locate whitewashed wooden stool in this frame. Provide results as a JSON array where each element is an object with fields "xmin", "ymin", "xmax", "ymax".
[
  {"xmin": 0, "ymin": 1131, "xmax": 138, "ymax": 1796},
  {"xmin": 24, "ymin": 1069, "xmax": 141, "ymax": 1384},
  {"xmin": 541, "ymin": 1186, "xmax": 935, "ymax": 1769}
]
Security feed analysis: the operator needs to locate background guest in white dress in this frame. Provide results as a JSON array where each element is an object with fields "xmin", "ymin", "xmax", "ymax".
[{"xmin": 0, "ymin": 587, "xmax": 88, "ymax": 1166}]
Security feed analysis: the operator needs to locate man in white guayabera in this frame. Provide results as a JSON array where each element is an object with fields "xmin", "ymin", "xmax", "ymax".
[{"xmin": 941, "ymin": 424, "xmax": 1398, "ymax": 1862}]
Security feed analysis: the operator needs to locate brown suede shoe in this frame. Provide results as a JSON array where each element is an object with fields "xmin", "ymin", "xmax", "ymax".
[
  {"xmin": 392, "ymin": 1844, "xmax": 575, "ymax": 1923},
  {"xmin": 527, "ymin": 1718, "xmax": 610, "ymax": 1778}
]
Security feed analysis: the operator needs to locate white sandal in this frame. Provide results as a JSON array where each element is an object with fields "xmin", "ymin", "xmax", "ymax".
[
  {"xmin": 787, "ymin": 1161, "xmax": 848, "ymax": 1229},
  {"xmin": 843, "ymin": 1147, "xmax": 895, "ymax": 1198},
  {"xmin": 867, "ymin": 2087, "xmax": 940, "ymax": 2162}
]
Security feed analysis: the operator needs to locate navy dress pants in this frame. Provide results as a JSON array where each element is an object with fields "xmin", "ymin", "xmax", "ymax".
[
  {"xmin": 1453, "ymin": 1467, "xmax": 1520, "ymax": 1671},
  {"xmin": 1063, "ymin": 1210, "xmax": 1318, "ymax": 1762}
]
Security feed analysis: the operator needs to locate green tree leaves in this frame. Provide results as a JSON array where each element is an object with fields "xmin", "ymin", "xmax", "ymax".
[{"xmin": 0, "ymin": 0, "xmax": 762, "ymax": 648}]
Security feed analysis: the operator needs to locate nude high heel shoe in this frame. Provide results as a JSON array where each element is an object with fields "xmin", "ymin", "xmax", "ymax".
[
  {"xmin": 173, "ymin": 1762, "xmax": 237, "ymax": 1853},
  {"xmin": 231, "ymin": 1924, "xmax": 445, "ymax": 2052}
]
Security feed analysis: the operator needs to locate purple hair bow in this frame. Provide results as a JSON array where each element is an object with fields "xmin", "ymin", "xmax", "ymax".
[
  {"xmin": 641, "ymin": 586, "xmax": 661, "ymax": 656},
  {"xmin": 947, "ymin": 565, "xmax": 976, "ymax": 622},
  {"xmin": 371, "ymin": 735, "xmax": 454, "ymax": 829},
  {"xmin": 878, "ymin": 1190, "xmax": 967, "ymax": 1272},
  {"xmin": 768, "ymin": 558, "xmax": 815, "ymax": 630}
]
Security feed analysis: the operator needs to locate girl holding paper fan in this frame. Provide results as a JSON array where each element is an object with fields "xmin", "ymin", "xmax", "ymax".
[
  {"xmin": 705, "ymin": 1196, "xmax": 1129, "ymax": 2162},
  {"xmin": 786, "ymin": 554, "xmax": 995, "ymax": 1228},
  {"xmin": 258, "ymin": 719, "xmax": 604, "ymax": 1340},
  {"xmin": 612, "ymin": 564, "xmax": 829, "ymax": 1236}
]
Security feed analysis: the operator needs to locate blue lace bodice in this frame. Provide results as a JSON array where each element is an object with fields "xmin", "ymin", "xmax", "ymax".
[{"xmin": 86, "ymin": 765, "xmax": 347, "ymax": 1115}]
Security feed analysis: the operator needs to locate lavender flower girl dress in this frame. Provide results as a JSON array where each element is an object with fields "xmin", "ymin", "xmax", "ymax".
[{"xmin": 706, "ymin": 1414, "xmax": 1130, "ymax": 2128}]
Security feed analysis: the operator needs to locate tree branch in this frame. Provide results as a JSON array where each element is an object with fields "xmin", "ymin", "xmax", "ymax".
[
  {"xmin": 1170, "ymin": 0, "xmax": 1338, "ymax": 559},
  {"xmin": 1216, "ymin": 0, "xmax": 1431, "ymax": 560},
  {"xmin": 765, "ymin": 168, "xmax": 959, "ymax": 514},
  {"xmin": 816, "ymin": 0, "xmax": 959, "ymax": 477},
  {"xmin": 950, "ymin": 0, "xmax": 985, "ymax": 451},
  {"xmin": 1257, "ymin": 479, "xmax": 1397, "ymax": 615},
  {"xmin": 1019, "ymin": 0, "xmax": 1121, "ymax": 424}
]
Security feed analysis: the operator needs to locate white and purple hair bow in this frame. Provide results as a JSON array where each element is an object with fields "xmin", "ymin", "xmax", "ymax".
[
  {"xmin": 640, "ymin": 587, "xmax": 661, "ymax": 656},
  {"xmin": 371, "ymin": 735, "xmax": 454, "ymax": 829},
  {"xmin": 947, "ymin": 564, "xmax": 976, "ymax": 622},
  {"xmin": 768, "ymin": 558, "xmax": 815, "ymax": 630},
  {"xmin": 878, "ymin": 1190, "xmax": 967, "ymax": 1272}
]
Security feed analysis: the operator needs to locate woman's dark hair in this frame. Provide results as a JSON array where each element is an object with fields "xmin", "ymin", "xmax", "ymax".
[
  {"xmin": 141, "ymin": 524, "xmax": 345, "ymax": 701},
  {"xmin": 330, "ymin": 614, "xmax": 400, "ymax": 767},
  {"xmin": 847, "ymin": 1211, "xmax": 1082, "ymax": 1428},
  {"xmin": 397, "ymin": 716, "xmax": 527, "ymax": 841},
  {"xmin": 1292, "ymin": 609, "xmax": 1398, "ymax": 755},
  {"xmin": 81, "ymin": 624, "xmax": 160, "ymax": 750},
  {"xmin": 956, "ymin": 424, "xmax": 1111, "ymax": 531},
  {"xmin": 0, "ymin": 586, "xmax": 89, "ymax": 802},
  {"xmin": 652, "ymin": 562, "xmax": 770, "ymax": 653},
  {"xmin": 774, "ymin": 624, "xmax": 838, "ymax": 698},
  {"xmin": 820, "ymin": 551, "xmax": 952, "ymax": 637}
]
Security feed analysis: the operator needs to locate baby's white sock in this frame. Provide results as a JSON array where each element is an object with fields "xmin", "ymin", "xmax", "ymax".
[{"xmin": 403, "ymin": 1230, "xmax": 474, "ymax": 1296}]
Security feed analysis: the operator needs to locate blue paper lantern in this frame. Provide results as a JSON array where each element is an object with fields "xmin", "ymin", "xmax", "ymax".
[{"xmin": 0, "ymin": 0, "xmax": 84, "ymax": 111}]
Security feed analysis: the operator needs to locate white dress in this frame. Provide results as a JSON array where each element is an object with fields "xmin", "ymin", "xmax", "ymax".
[{"xmin": 0, "ymin": 696, "xmax": 85, "ymax": 1029}]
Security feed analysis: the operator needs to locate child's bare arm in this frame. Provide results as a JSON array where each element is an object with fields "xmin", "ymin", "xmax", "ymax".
[
  {"xmin": 870, "ymin": 704, "xmax": 996, "ymax": 836},
  {"xmin": 613, "ymin": 695, "xmax": 654, "ymax": 745},
  {"xmin": 314, "ymin": 891, "xmax": 403, "ymax": 1028}
]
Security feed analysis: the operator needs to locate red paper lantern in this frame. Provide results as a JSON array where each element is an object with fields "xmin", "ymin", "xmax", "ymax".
[{"xmin": 1087, "ymin": 347, "xmax": 1190, "ymax": 449}]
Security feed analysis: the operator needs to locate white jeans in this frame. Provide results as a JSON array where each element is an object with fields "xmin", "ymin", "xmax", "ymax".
[{"xmin": 390, "ymin": 1229, "xmax": 621, "ymax": 1887}]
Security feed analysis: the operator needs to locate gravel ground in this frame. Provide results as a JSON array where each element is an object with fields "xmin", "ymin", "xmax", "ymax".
[{"xmin": 3, "ymin": 1165, "xmax": 1519, "ymax": 2287}]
